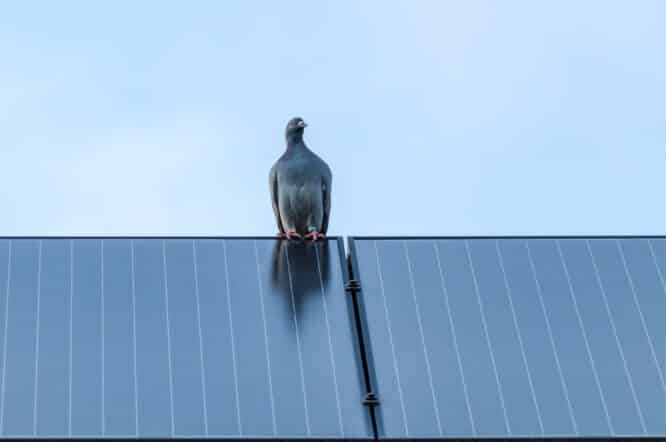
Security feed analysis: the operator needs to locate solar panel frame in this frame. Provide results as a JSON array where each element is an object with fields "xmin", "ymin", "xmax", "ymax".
[
  {"xmin": 347, "ymin": 237, "xmax": 383, "ymax": 438},
  {"xmin": 348, "ymin": 236, "xmax": 666, "ymax": 441},
  {"xmin": 0, "ymin": 236, "xmax": 373, "ymax": 440},
  {"xmin": 3, "ymin": 234, "xmax": 665, "ymax": 441}
]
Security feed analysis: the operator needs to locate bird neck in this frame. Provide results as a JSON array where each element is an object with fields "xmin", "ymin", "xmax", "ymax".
[{"xmin": 286, "ymin": 134, "xmax": 306, "ymax": 149}]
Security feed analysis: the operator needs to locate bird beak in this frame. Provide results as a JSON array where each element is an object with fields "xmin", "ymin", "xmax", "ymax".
[{"xmin": 297, "ymin": 120, "xmax": 307, "ymax": 128}]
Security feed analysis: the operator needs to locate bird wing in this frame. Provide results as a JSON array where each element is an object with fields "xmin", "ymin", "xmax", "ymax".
[
  {"xmin": 269, "ymin": 163, "xmax": 285, "ymax": 234},
  {"xmin": 321, "ymin": 166, "xmax": 332, "ymax": 234}
]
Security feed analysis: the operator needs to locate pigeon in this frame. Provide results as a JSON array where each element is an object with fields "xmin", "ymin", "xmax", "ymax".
[{"xmin": 269, "ymin": 117, "xmax": 332, "ymax": 240}]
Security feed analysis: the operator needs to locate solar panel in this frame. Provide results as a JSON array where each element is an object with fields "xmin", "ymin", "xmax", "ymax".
[
  {"xmin": 350, "ymin": 237, "xmax": 666, "ymax": 439},
  {"xmin": 0, "ymin": 238, "xmax": 372, "ymax": 439}
]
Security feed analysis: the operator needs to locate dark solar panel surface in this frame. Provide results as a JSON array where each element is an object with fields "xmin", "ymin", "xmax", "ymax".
[
  {"xmin": 0, "ymin": 238, "xmax": 371, "ymax": 439},
  {"xmin": 350, "ymin": 237, "xmax": 666, "ymax": 439}
]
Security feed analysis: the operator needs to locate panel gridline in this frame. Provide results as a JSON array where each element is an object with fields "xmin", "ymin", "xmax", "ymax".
[
  {"xmin": 0, "ymin": 238, "xmax": 370, "ymax": 439},
  {"xmin": 352, "ymin": 238, "xmax": 666, "ymax": 439}
]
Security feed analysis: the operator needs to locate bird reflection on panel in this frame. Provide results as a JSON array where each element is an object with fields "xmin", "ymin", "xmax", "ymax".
[{"xmin": 269, "ymin": 239, "xmax": 331, "ymax": 330}]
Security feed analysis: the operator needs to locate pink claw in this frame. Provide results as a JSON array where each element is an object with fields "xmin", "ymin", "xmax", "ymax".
[
  {"xmin": 304, "ymin": 231, "xmax": 326, "ymax": 241},
  {"xmin": 284, "ymin": 230, "xmax": 302, "ymax": 240}
]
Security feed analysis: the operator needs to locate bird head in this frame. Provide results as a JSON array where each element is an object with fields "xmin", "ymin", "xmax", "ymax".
[{"xmin": 285, "ymin": 117, "xmax": 308, "ymax": 140}]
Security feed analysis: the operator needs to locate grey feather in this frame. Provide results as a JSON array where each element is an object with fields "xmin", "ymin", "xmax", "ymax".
[
  {"xmin": 321, "ymin": 172, "xmax": 331, "ymax": 234},
  {"xmin": 269, "ymin": 163, "xmax": 285, "ymax": 234},
  {"xmin": 269, "ymin": 117, "xmax": 332, "ymax": 235}
]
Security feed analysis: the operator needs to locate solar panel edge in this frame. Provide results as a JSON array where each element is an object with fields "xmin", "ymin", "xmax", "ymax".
[
  {"xmin": 350, "ymin": 235, "xmax": 666, "ymax": 241},
  {"xmin": 346, "ymin": 238, "xmax": 382, "ymax": 439},
  {"xmin": 0, "ymin": 236, "xmax": 347, "ymax": 241}
]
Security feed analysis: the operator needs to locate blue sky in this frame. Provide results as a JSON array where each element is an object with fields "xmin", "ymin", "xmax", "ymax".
[{"xmin": 1, "ymin": 2, "xmax": 664, "ymax": 236}]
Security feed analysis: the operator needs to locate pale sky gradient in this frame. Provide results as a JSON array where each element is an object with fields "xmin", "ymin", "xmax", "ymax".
[{"xmin": 1, "ymin": 2, "xmax": 664, "ymax": 237}]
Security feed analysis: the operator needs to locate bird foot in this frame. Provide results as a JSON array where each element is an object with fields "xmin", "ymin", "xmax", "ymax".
[
  {"xmin": 304, "ymin": 231, "xmax": 326, "ymax": 241},
  {"xmin": 279, "ymin": 230, "xmax": 302, "ymax": 240}
]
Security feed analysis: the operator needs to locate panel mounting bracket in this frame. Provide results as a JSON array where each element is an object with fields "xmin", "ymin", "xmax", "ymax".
[
  {"xmin": 362, "ymin": 392, "xmax": 379, "ymax": 406},
  {"xmin": 345, "ymin": 279, "xmax": 361, "ymax": 292}
]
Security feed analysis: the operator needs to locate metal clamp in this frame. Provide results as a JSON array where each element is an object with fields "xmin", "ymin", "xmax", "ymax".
[
  {"xmin": 362, "ymin": 392, "xmax": 379, "ymax": 406},
  {"xmin": 345, "ymin": 279, "xmax": 361, "ymax": 292}
]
